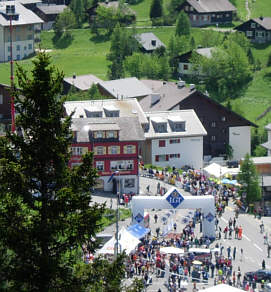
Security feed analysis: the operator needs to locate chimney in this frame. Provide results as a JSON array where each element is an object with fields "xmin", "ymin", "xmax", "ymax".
[
  {"xmin": 189, "ymin": 84, "xmax": 195, "ymax": 91},
  {"xmin": 151, "ymin": 93, "xmax": 160, "ymax": 106},
  {"xmin": 151, "ymin": 39, "xmax": 156, "ymax": 47}
]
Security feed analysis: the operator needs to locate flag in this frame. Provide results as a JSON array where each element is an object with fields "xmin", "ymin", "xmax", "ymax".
[{"xmin": 108, "ymin": 171, "xmax": 119, "ymax": 183}]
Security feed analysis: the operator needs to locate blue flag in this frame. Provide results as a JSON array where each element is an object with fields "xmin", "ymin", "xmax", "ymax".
[{"xmin": 107, "ymin": 171, "xmax": 118, "ymax": 183}]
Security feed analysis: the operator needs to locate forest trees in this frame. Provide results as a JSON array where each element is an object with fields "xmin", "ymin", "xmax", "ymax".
[
  {"xmin": 0, "ymin": 53, "xmax": 127, "ymax": 291},
  {"xmin": 54, "ymin": 8, "xmax": 76, "ymax": 36}
]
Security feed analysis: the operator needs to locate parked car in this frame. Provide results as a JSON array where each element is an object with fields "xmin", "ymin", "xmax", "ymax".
[
  {"xmin": 227, "ymin": 160, "xmax": 239, "ymax": 168},
  {"xmin": 244, "ymin": 269, "xmax": 271, "ymax": 282}
]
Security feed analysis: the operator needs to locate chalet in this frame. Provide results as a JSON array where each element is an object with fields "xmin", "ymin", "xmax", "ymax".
[
  {"xmin": 134, "ymin": 32, "xmax": 166, "ymax": 53},
  {"xmin": 139, "ymin": 80, "xmax": 256, "ymax": 161},
  {"xmin": 176, "ymin": 47, "xmax": 213, "ymax": 77},
  {"xmin": 235, "ymin": 17, "xmax": 271, "ymax": 44},
  {"xmin": 97, "ymin": 77, "xmax": 152, "ymax": 99},
  {"xmin": 142, "ymin": 110, "xmax": 207, "ymax": 170},
  {"xmin": 35, "ymin": 3, "xmax": 66, "ymax": 30},
  {"xmin": 62, "ymin": 74, "xmax": 102, "ymax": 95},
  {"xmin": 179, "ymin": 0, "xmax": 236, "ymax": 27}
]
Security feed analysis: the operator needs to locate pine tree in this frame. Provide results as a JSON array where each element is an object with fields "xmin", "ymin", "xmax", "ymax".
[
  {"xmin": 0, "ymin": 53, "xmax": 110, "ymax": 290},
  {"xmin": 149, "ymin": 0, "xmax": 163, "ymax": 19},
  {"xmin": 238, "ymin": 153, "xmax": 261, "ymax": 204},
  {"xmin": 175, "ymin": 11, "xmax": 190, "ymax": 37}
]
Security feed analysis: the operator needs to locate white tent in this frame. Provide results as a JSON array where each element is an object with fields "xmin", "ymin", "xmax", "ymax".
[
  {"xmin": 160, "ymin": 247, "xmax": 184, "ymax": 254},
  {"xmin": 203, "ymin": 163, "xmax": 228, "ymax": 178},
  {"xmin": 199, "ymin": 284, "xmax": 244, "ymax": 292},
  {"xmin": 97, "ymin": 227, "xmax": 140, "ymax": 255}
]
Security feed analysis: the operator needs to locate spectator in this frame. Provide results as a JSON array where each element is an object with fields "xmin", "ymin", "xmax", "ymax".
[{"xmin": 154, "ymin": 214, "xmax": 158, "ymax": 223}]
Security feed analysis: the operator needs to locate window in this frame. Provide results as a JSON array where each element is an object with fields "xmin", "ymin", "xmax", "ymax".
[
  {"xmin": 183, "ymin": 64, "xmax": 189, "ymax": 70},
  {"xmin": 24, "ymin": 46, "xmax": 27, "ymax": 50},
  {"xmin": 71, "ymin": 147, "xmax": 82, "ymax": 156},
  {"xmin": 211, "ymin": 121, "xmax": 216, "ymax": 128},
  {"xmin": 169, "ymin": 153, "xmax": 180, "ymax": 158},
  {"xmin": 109, "ymin": 145, "xmax": 120, "ymax": 154},
  {"xmin": 16, "ymin": 35, "xmax": 20, "ymax": 41},
  {"xmin": 175, "ymin": 122, "xmax": 185, "ymax": 131},
  {"xmin": 16, "ymin": 45, "xmax": 20, "ymax": 51},
  {"xmin": 28, "ymin": 35, "xmax": 33, "ymax": 40},
  {"xmin": 28, "ymin": 25, "xmax": 32, "ymax": 31},
  {"xmin": 96, "ymin": 131, "xmax": 103, "ymax": 138},
  {"xmin": 96, "ymin": 146, "xmax": 104, "ymax": 155},
  {"xmin": 16, "ymin": 54, "xmax": 20, "ymax": 60},
  {"xmin": 193, "ymin": 15, "xmax": 197, "ymax": 21},
  {"xmin": 28, "ymin": 43, "xmax": 32, "ymax": 50},
  {"xmin": 107, "ymin": 131, "xmax": 115, "ymax": 138},
  {"xmin": 96, "ymin": 161, "xmax": 104, "ymax": 171},
  {"xmin": 190, "ymin": 6, "xmax": 193, "ymax": 11},
  {"xmin": 155, "ymin": 155, "xmax": 168, "ymax": 162},
  {"xmin": 204, "ymin": 15, "xmax": 208, "ymax": 21},
  {"xmin": 246, "ymin": 31, "xmax": 253, "ymax": 37},
  {"xmin": 110, "ymin": 160, "xmax": 134, "ymax": 171},
  {"xmin": 185, "ymin": 5, "xmax": 189, "ymax": 11},
  {"xmin": 125, "ymin": 179, "xmax": 135, "ymax": 188},
  {"xmin": 221, "ymin": 116, "xmax": 226, "ymax": 122},
  {"xmin": 226, "ymin": 13, "xmax": 230, "ymax": 17},
  {"xmin": 211, "ymin": 136, "xmax": 216, "ymax": 141},
  {"xmin": 0, "ymin": 94, "xmax": 3, "ymax": 104},
  {"xmin": 156, "ymin": 123, "xmax": 167, "ymax": 133},
  {"xmin": 170, "ymin": 139, "xmax": 180, "ymax": 144},
  {"xmin": 159, "ymin": 140, "xmax": 166, "ymax": 147},
  {"xmin": 7, "ymin": 46, "xmax": 11, "ymax": 52},
  {"xmin": 256, "ymin": 31, "xmax": 265, "ymax": 37},
  {"xmin": 251, "ymin": 22, "xmax": 256, "ymax": 28},
  {"xmin": 124, "ymin": 145, "xmax": 135, "ymax": 154}
]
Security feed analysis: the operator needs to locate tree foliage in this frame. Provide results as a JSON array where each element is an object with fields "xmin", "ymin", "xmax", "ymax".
[
  {"xmin": 175, "ymin": 11, "xmax": 190, "ymax": 37},
  {"xmin": 150, "ymin": 0, "xmax": 163, "ymax": 19},
  {"xmin": 192, "ymin": 41, "xmax": 252, "ymax": 101},
  {"xmin": 107, "ymin": 24, "xmax": 137, "ymax": 79},
  {"xmin": 54, "ymin": 8, "xmax": 76, "ymax": 36},
  {"xmin": 70, "ymin": 0, "xmax": 85, "ymax": 26},
  {"xmin": 0, "ymin": 53, "xmax": 128, "ymax": 291},
  {"xmin": 238, "ymin": 154, "xmax": 261, "ymax": 204}
]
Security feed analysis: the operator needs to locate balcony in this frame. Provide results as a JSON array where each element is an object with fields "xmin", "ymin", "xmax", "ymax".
[
  {"xmin": 35, "ymin": 29, "xmax": 41, "ymax": 34},
  {"xmin": 34, "ymin": 38, "xmax": 41, "ymax": 43}
]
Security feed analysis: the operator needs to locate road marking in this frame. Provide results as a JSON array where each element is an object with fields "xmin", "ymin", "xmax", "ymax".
[
  {"xmin": 243, "ymin": 234, "xmax": 251, "ymax": 242},
  {"xmin": 254, "ymin": 243, "xmax": 263, "ymax": 252},
  {"xmin": 221, "ymin": 217, "xmax": 227, "ymax": 223}
]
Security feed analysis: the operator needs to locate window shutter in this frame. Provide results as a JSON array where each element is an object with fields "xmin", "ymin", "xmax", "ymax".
[
  {"xmin": 114, "ymin": 131, "xmax": 118, "ymax": 138},
  {"xmin": 117, "ymin": 146, "xmax": 120, "ymax": 154},
  {"xmin": 132, "ymin": 145, "xmax": 136, "ymax": 153},
  {"xmin": 102, "ymin": 131, "xmax": 106, "ymax": 138},
  {"xmin": 103, "ymin": 146, "xmax": 106, "ymax": 155},
  {"xmin": 155, "ymin": 155, "xmax": 159, "ymax": 162},
  {"xmin": 82, "ymin": 147, "xmax": 88, "ymax": 154},
  {"xmin": 93, "ymin": 132, "xmax": 97, "ymax": 139},
  {"xmin": 94, "ymin": 147, "xmax": 97, "ymax": 155},
  {"xmin": 166, "ymin": 155, "xmax": 169, "ymax": 161},
  {"xmin": 123, "ymin": 145, "xmax": 127, "ymax": 154}
]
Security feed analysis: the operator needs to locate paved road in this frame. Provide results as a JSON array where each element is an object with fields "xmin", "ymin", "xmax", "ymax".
[{"xmin": 93, "ymin": 176, "xmax": 270, "ymax": 291}]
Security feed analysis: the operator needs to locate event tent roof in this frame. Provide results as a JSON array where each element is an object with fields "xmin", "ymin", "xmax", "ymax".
[
  {"xmin": 97, "ymin": 227, "xmax": 140, "ymax": 255},
  {"xmin": 203, "ymin": 163, "xmax": 240, "ymax": 178},
  {"xmin": 127, "ymin": 224, "xmax": 150, "ymax": 239},
  {"xmin": 199, "ymin": 284, "xmax": 244, "ymax": 292}
]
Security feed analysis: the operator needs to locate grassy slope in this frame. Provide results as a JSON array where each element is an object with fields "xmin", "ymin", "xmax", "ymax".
[{"xmin": 250, "ymin": 0, "xmax": 271, "ymax": 18}]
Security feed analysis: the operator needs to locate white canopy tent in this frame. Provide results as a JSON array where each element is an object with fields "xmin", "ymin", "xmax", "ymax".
[
  {"xmin": 203, "ymin": 163, "xmax": 228, "ymax": 178},
  {"xmin": 160, "ymin": 247, "xmax": 184, "ymax": 254},
  {"xmin": 199, "ymin": 284, "xmax": 244, "ymax": 292},
  {"xmin": 97, "ymin": 227, "xmax": 140, "ymax": 255}
]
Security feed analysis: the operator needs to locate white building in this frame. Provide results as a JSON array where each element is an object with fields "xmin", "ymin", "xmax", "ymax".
[
  {"xmin": 142, "ymin": 110, "xmax": 207, "ymax": 170},
  {"xmin": 261, "ymin": 123, "xmax": 271, "ymax": 156},
  {"xmin": 0, "ymin": 1, "xmax": 43, "ymax": 63}
]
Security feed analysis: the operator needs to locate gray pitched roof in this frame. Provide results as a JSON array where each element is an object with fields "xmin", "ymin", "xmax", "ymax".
[
  {"xmin": 0, "ymin": 1, "xmax": 43, "ymax": 26},
  {"xmin": 253, "ymin": 17, "xmax": 271, "ymax": 30},
  {"xmin": 135, "ymin": 32, "xmax": 166, "ymax": 51},
  {"xmin": 71, "ymin": 117, "xmax": 145, "ymax": 142},
  {"xmin": 36, "ymin": 4, "xmax": 67, "ymax": 15},
  {"xmin": 265, "ymin": 123, "xmax": 271, "ymax": 131},
  {"xmin": 18, "ymin": 0, "xmax": 42, "ymax": 5},
  {"xmin": 139, "ymin": 81, "xmax": 193, "ymax": 112},
  {"xmin": 261, "ymin": 140, "xmax": 271, "ymax": 150},
  {"xmin": 196, "ymin": 47, "xmax": 213, "ymax": 58},
  {"xmin": 98, "ymin": 77, "xmax": 152, "ymax": 99},
  {"xmin": 187, "ymin": 0, "xmax": 236, "ymax": 13},
  {"xmin": 144, "ymin": 110, "xmax": 207, "ymax": 139},
  {"xmin": 64, "ymin": 74, "xmax": 102, "ymax": 91}
]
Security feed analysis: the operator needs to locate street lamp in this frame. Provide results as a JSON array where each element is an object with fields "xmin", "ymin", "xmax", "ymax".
[{"xmin": 114, "ymin": 170, "xmax": 120, "ymax": 259}]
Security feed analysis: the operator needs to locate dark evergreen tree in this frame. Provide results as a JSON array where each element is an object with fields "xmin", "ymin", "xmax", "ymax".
[
  {"xmin": 238, "ymin": 154, "xmax": 261, "ymax": 204},
  {"xmin": 149, "ymin": 0, "xmax": 163, "ymax": 19},
  {"xmin": 247, "ymin": 47, "xmax": 255, "ymax": 65},
  {"xmin": 0, "ymin": 53, "xmax": 127, "ymax": 291},
  {"xmin": 175, "ymin": 11, "xmax": 190, "ymax": 37}
]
